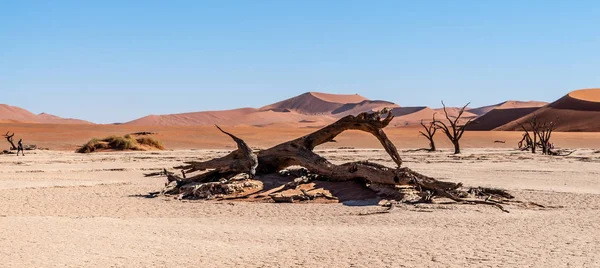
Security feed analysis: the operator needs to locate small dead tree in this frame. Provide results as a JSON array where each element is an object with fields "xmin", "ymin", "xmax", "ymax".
[
  {"xmin": 537, "ymin": 119, "xmax": 557, "ymax": 155},
  {"xmin": 419, "ymin": 115, "xmax": 438, "ymax": 152},
  {"xmin": 434, "ymin": 101, "xmax": 473, "ymax": 154},
  {"xmin": 3, "ymin": 131, "xmax": 17, "ymax": 150},
  {"xmin": 518, "ymin": 114, "xmax": 557, "ymax": 154},
  {"xmin": 519, "ymin": 122, "xmax": 538, "ymax": 154}
]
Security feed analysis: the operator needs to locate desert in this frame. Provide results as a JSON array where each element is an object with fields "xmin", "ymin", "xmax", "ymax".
[
  {"xmin": 2, "ymin": 88, "xmax": 600, "ymax": 267},
  {"xmin": 4, "ymin": 2, "xmax": 600, "ymax": 266}
]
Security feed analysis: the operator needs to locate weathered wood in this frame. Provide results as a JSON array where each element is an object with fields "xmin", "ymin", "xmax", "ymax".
[
  {"xmin": 3, "ymin": 131, "xmax": 17, "ymax": 150},
  {"xmin": 147, "ymin": 109, "xmax": 514, "ymax": 211}
]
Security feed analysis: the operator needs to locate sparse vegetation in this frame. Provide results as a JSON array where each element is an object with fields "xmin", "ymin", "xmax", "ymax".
[
  {"xmin": 135, "ymin": 136, "xmax": 165, "ymax": 150},
  {"xmin": 77, "ymin": 135, "xmax": 164, "ymax": 153}
]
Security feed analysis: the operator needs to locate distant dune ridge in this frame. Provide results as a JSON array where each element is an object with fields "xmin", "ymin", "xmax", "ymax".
[
  {"xmin": 0, "ymin": 104, "xmax": 92, "ymax": 124},
  {"xmin": 496, "ymin": 88, "xmax": 600, "ymax": 132},
  {"xmin": 126, "ymin": 92, "xmax": 399, "ymax": 126},
  {"xmin": 467, "ymin": 100, "xmax": 548, "ymax": 116},
  {"xmin": 2, "ymin": 89, "xmax": 599, "ymax": 131}
]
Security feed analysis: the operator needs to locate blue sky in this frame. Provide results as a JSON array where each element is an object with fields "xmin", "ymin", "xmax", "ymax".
[{"xmin": 1, "ymin": 0, "xmax": 599, "ymax": 123}]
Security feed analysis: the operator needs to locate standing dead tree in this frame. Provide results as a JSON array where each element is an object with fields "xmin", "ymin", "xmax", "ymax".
[
  {"xmin": 434, "ymin": 101, "xmax": 473, "ymax": 154},
  {"xmin": 518, "ymin": 114, "xmax": 557, "ymax": 155},
  {"xmin": 419, "ymin": 114, "xmax": 438, "ymax": 152},
  {"xmin": 519, "ymin": 115, "xmax": 539, "ymax": 154},
  {"xmin": 537, "ymin": 119, "xmax": 557, "ymax": 155},
  {"xmin": 3, "ymin": 131, "xmax": 17, "ymax": 150},
  {"xmin": 147, "ymin": 109, "xmax": 515, "ymax": 212}
]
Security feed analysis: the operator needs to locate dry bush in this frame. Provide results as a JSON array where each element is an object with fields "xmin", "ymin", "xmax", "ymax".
[
  {"xmin": 77, "ymin": 135, "xmax": 164, "ymax": 153},
  {"xmin": 136, "ymin": 137, "xmax": 165, "ymax": 150}
]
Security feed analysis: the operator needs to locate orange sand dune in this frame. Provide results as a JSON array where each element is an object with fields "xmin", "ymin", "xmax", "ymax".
[
  {"xmin": 259, "ymin": 92, "xmax": 396, "ymax": 116},
  {"xmin": 0, "ymin": 104, "xmax": 92, "ymax": 125},
  {"xmin": 126, "ymin": 108, "xmax": 259, "ymax": 126},
  {"xmin": 469, "ymin": 101, "xmax": 548, "ymax": 116},
  {"xmin": 307, "ymin": 92, "xmax": 367, "ymax": 103},
  {"xmin": 260, "ymin": 92, "xmax": 368, "ymax": 115},
  {"xmin": 432, "ymin": 107, "xmax": 478, "ymax": 119},
  {"xmin": 0, "ymin": 104, "xmax": 36, "ymax": 121},
  {"xmin": 496, "ymin": 88, "xmax": 600, "ymax": 132},
  {"xmin": 390, "ymin": 107, "xmax": 436, "ymax": 126},
  {"xmin": 126, "ymin": 92, "xmax": 397, "ymax": 126},
  {"xmin": 126, "ymin": 107, "xmax": 338, "ymax": 127}
]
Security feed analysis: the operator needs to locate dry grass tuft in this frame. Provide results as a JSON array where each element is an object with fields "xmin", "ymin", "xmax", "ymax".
[{"xmin": 77, "ymin": 135, "xmax": 164, "ymax": 153}]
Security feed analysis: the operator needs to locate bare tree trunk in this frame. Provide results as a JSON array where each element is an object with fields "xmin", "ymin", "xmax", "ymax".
[{"xmin": 453, "ymin": 140, "xmax": 460, "ymax": 154}]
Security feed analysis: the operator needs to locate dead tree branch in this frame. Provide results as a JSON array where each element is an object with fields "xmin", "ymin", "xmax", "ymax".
[
  {"xmin": 433, "ymin": 101, "xmax": 473, "ymax": 154},
  {"xmin": 3, "ymin": 131, "xmax": 17, "ymax": 150}
]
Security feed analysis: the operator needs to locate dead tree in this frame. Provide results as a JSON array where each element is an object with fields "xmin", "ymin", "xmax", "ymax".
[
  {"xmin": 519, "ymin": 114, "xmax": 557, "ymax": 155},
  {"xmin": 518, "ymin": 133, "xmax": 533, "ymax": 151},
  {"xmin": 147, "ymin": 109, "xmax": 515, "ymax": 212},
  {"xmin": 419, "ymin": 115, "xmax": 438, "ymax": 152},
  {"xmin": 519, "ymin": 115, "xmax": 539, "ymax": 154},
  {"xmin": 434, "ymin": 101, "xmax": 473, "ymax": 154},
  {"xmin": 537, "ymin": 119, "xmax": 557, "ymax": 155},
  {"xmin": 3, "ymin": 131, "xmax": 17, "ymax": 150}
]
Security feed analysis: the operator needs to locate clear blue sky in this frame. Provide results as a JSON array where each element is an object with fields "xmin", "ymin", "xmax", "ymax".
[{"xmin": 1, "ymin": 0, "xmax": 599, "ymax": 123}]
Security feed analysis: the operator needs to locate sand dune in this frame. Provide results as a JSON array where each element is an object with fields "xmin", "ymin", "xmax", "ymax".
[
  {"xmin": 496, "ymin": 88, "xmax": 600, "ymax": 132},
  {"xmin": 260, "ymin": 92, "xmax": 368, "ymax": 115},
  {"xmin": 126, "ymin": 107, "xmax": 338, "ymax": 127},
  {"xmin": 126, "ymin": 92, "xmax": 397, "ymax": 126},
  {"xmin": 330, "ymin": 100, "xmax": 398, "ymax": 117},
  {"xmin": 260, "ymin": 92, "xmax": 397, "ymax": 116},
  {"xmin": 0, "ymin": 104, "xmax": 92, "ymax": 125},
  {"xmin": 468, "ymin": 100, "xmax": 548, "ymax": 116},
  {"xmin": 390, "ymin": 107, "xmax": 436, "ymax": 126},
  {"xmin": 433, "ymin": 107, "xmax": 478, "ymax": 119},
  {"xmin": 467, "ymin": 107, "xmax": 541, "ymax": 131},
  {"xmin": 0, "ymin": 104, "xmax": 36, "ymax": 122}
]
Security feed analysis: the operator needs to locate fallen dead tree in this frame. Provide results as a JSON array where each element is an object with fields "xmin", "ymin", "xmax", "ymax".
[{"xmin": 147, "ymin": 109, "xmax": 516, "ymax": 212}]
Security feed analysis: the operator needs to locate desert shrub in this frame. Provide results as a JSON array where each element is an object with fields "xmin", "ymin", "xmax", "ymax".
[
  {"xmin": 104, "ymin": 135, "xmax": 139, "ymax": 150},
  {"xmin": 136, "ymin": 137, "xmax": 165, "ymax": 150},
  {"xmin": 76, "ymin": 135, "xmax": 164, "ymax": 153},
  {"xmin": 76, "ymin": 138, "xmax": 107, "ymax": 153}
]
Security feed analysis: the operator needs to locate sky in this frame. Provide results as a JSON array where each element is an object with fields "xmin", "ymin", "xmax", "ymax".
[{"xmin": 1, "ymin": 0, "xmax": 599, "ymax": 123}]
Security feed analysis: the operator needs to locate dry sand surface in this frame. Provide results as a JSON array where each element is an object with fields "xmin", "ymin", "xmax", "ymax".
[{"xmin": 1, "ymin": 147, "xmax": 600, "ymax": 267}]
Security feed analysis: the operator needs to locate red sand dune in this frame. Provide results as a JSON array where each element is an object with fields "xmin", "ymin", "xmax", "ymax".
[
  {"xmin": 433, "ymin": 107, "xmax": 478, "ymax": 119},
  {"xmin": 496, "ymin": 88, "xmax": 600, "ymax": 132},
  {"xmin": 0, "ymin": 104, "xmax": 92, "ymax": 125},
  {"xmin": 390, "ymin": 107, "xmax": 436, "ymax": 126},
  {"xmin": 260, "ymin": 92, "xmax": 397, "ymax": 116},
  {"xmin": 468, "ymin": 101, "xmax": 548, "ymax": 116},
  {"xmin": 127, "ymin": 92, "xmax": 398, "ymax": 126}
]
